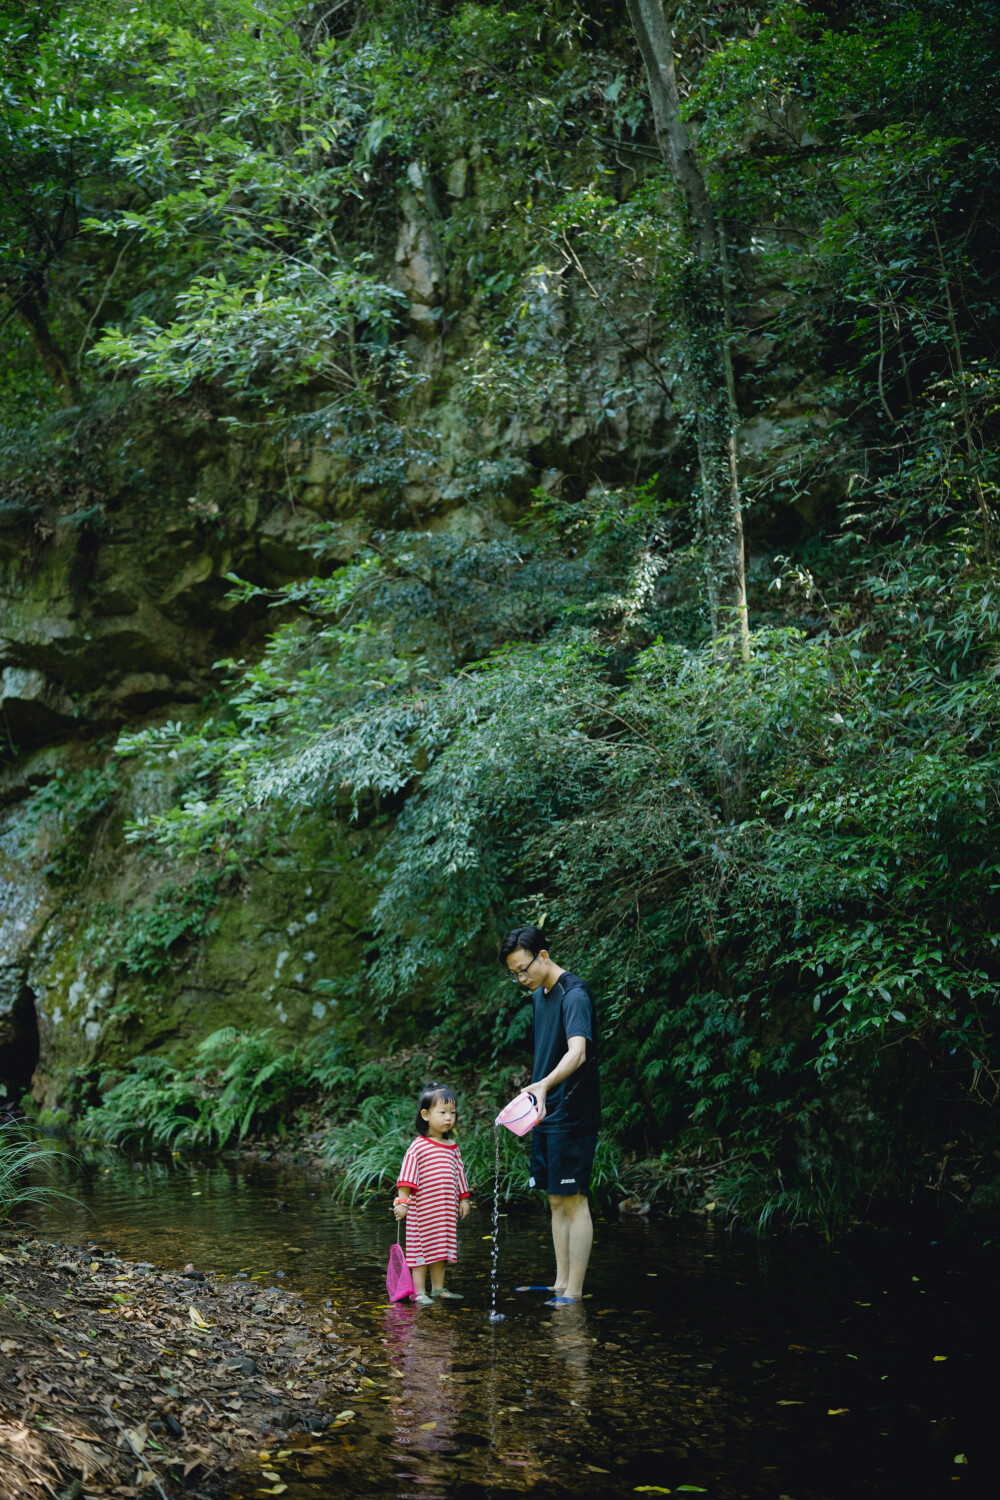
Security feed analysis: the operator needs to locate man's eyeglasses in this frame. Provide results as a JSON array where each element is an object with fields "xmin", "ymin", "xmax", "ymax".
[{"xmin": 506, "ymin": 955, "xmax": 542, "ymax": 985}]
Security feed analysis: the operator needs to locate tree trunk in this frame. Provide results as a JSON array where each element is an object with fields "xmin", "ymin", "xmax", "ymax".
[
  {"xmin": 13, "ymin": 280, "xmax": 79, "ymax": 408},
  {"xmin": 626, "ymin": 0, "xmax": 749, "ymax": 659}
]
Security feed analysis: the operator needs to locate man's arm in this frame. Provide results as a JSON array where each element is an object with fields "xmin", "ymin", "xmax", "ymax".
[{"xmin": 530, "ymin": 1035, "xmax": 587, "ymax": 1125}]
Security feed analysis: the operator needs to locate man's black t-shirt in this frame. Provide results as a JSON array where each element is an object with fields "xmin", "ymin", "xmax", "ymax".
[{"xmin": 531, "ymin": 971, "xmax": 601, "ymax": 1132}]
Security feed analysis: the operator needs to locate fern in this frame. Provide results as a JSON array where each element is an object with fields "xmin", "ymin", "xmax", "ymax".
[{"xmin": 82, "ymin": 1029, "xmax": 302, "ymax": 1151}]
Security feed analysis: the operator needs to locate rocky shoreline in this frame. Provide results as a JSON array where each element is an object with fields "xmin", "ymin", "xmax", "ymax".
[{"xmin": 0, "ymin": 1230, "xmax": 367, "ymax": 1498}]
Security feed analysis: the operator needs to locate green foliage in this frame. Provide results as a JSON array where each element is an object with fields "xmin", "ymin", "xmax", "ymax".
[
  {"xmin": 5, "ymin": 0, "xmax": 1000, "ymax": 1231},
  {"xmin": 113, "ymin": 875, "xmax": 222, "ymax": 977},
  {"xmin": 92, "ymin": 265, "xmax": 410, "ymax": 405},
  {"xmin": 113, "ymin": 503, "xmax": 1000, "ymax": 1223},
  {"xmin": 82, "ymin": 1027, "xmax": 302, "ymax": 1150},
  {"xmin": 689, "ymin": 3, "xmax": 1000, "ymax": 547},
  {"xmin": 17, "ymin": 764, "xmax": 118, "ymax": 885}
]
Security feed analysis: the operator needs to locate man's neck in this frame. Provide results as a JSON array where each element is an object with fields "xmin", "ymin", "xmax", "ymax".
[{"xmin": 540, "ymin": 961, "xmax": 566, "ymax": 994}]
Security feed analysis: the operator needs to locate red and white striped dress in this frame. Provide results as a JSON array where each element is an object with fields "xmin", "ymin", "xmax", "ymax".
[{"xmin": 397, "ymin": 1136, "xmax": 470, "ymax": 1267}]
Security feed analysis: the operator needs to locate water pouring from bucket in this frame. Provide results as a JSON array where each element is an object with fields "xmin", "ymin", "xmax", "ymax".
[
  {"xmin": 494, "ymin": 1089, "xmax": 541, "ymax": 1137},
  {"xmin": 487, "ymin": 1091, "xmax": 541, "ymax": 1322}
]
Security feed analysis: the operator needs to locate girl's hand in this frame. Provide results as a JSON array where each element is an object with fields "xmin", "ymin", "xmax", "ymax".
[
  {"xmin": 459, "ymin": 1199, "xmax": 470, "ymax": 1220},
  {"xmin": 393, "ymin": 1196, "xmax": 408, "ymax": 1220}
]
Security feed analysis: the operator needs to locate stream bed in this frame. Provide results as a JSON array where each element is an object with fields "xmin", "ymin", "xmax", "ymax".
[{"xmin": 28, "ymin": 1152, "xmax": 985, "ymax": 1498}]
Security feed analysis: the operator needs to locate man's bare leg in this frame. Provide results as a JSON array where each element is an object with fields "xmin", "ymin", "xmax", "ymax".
[
  {"xmin": 553, "ymin": 1193, "xmax": 592, "ymax": 1300},
  {"xmin": 548, "ymin": 1194, "xmax": 571, "ymax": 1293}
]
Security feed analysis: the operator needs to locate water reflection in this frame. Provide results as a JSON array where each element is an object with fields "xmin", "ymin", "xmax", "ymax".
[
  {"xmin": 26, "ymin": 1149, "xmax": 994, "ymax": 1498},
  {"xmin": 382, "ymin": 1302, "xmax": 461, "ymax": 1495}
]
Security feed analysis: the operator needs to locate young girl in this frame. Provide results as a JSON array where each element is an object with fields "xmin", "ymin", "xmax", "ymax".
[{"xmin": 393, "ymin": 1083, "xmax": 471, "ymax": 1305}]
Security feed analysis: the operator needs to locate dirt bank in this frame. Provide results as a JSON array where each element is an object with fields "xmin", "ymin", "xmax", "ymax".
[{"xmin": 0, "ymin": 1229, "xmax": 369, "ymax": 1498}]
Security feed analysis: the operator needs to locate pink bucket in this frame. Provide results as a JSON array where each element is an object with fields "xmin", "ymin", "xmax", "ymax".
[
  {"xmin": 494, "ymin": 1089, "xmax": 541, "ymax": 1137},
  {"xmin": 386, "ymin": 1242, "xmax": 414, "ymax": 1303}
]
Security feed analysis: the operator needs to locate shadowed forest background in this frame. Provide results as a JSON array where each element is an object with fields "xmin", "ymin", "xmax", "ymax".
[{"xmin": 1, "ymin": 0, "xmax": 998, "ymax": 1233}]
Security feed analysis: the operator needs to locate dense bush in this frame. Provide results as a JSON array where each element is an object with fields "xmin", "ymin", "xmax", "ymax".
[
  {"xmin": 4, "ymin": 0, "xmax": 999, "ymax": 1229},
  {"xmin": 112, "ymin": 501, "xmax": 1000, "ymax": 1226}
]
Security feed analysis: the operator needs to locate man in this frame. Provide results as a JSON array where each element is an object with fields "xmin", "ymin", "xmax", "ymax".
[{"xmin": 499, "ymin": 924, "xmax": 601, "ymax": 1306}]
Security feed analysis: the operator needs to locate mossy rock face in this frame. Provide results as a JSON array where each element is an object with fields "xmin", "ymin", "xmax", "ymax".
[
  {"xmin": 89, "ymin": 826, "xmax": 380, "ymax": 1075},
  {"xmin": 0, "ymin": 415, "xmax": 344, "ymax": 742},
  {"xmin": 0, "ymin": 731, "xmax": 383, "ymax": 1111},
  {"xmin": 27, "ymin": 827, "xmax": 381, "ymax": 1109}
]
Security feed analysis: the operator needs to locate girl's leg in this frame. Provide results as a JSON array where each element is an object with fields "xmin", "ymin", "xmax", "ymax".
[
  {"xmin": 411, "ymin": 1264, "xmax": 428, "ymax": 1295},
  {"xmin": 428, "ymin": 1262, "xmax": 463, "ymax": 1298}
]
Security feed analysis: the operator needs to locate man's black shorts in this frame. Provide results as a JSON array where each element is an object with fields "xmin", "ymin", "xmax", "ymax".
[{"xmin": 528, "ymin": 1129, "xmax": 597, "ymax": 1196}]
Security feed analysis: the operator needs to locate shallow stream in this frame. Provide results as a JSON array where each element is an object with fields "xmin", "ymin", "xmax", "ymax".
[{"xmin": 28, "ymin": 1152, "xmax": 986, "ymax": 1497}]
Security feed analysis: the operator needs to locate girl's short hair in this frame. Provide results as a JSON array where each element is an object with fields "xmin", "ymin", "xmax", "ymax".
[{"xmin": 415, "ymin": 1082, "xmax": 458, "ymax": 1137}]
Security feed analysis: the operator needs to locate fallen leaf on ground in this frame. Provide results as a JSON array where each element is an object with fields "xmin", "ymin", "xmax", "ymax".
[
  {"xmin": 419, "ymin": 1421, "xmax": 436, "ymax": 1430},
  {"xmin": 183, "ymin": 1445, "xmax": 215, "ymax": 1476},
  {"xmin": 933, "ymin": 1355, "xmax": 947, "ymax": 1361},
  {"xmin": 634, "ymin": 1489, "xmax": 671, "ymax": 1495},
  {"xmin": 827, "ymin": 1408, "xmax": 849, "ymax": 1416},
  {"xmin": 188, "ymin": 1306, "xmax": 212, "ymax": 1329}
]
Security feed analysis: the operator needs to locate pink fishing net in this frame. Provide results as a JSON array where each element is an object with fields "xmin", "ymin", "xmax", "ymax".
[{"xmin": 386, "ymin": 1242, "xmax": 414, "ymax": 1302}]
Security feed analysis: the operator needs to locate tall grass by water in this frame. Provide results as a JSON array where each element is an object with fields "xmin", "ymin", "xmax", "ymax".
[
  {"xmin": 319, "ymin": 1094, "xmax": 623, "ymax": 1205},
  {"xmin": 0, "ymin": 1122, "xmax": 68, "ymax": 1223}
]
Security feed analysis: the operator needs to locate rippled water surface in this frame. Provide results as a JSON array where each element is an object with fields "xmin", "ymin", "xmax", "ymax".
[{"xmin": 28, "ymin": 1153, "xmax": 987, "ymax": 1497}]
